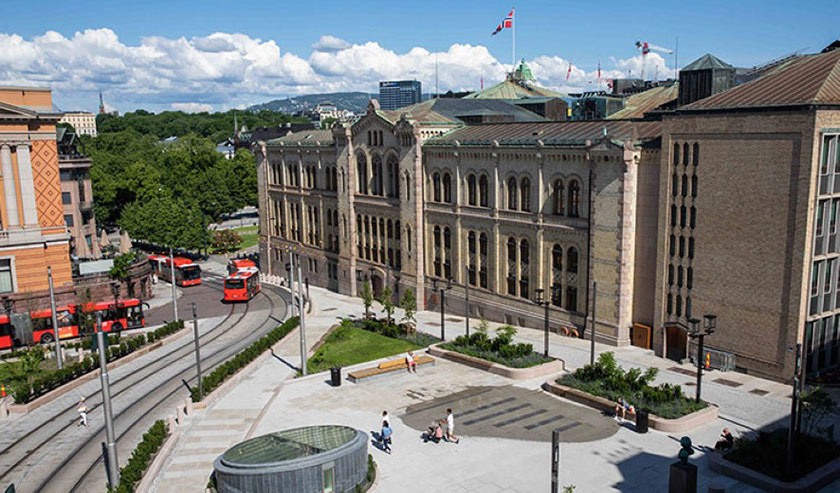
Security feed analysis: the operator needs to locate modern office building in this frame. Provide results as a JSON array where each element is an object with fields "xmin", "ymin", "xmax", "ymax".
[
  {"xmin": 255, "ymin": 45, "xmax": 840, "ymax": 381},
  {"xmin": 379, "ymin": 80, "xmax": 422, "ymax": 110},
  {"xmin": 59, "ymin": 111, "xmax": 97, "ymax": 137},
  {"xmin": 0, "ymin": 86, "xmax": 74, "ymax": 307}
]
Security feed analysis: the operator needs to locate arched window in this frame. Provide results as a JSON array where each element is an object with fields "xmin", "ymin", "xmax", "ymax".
[
  {"xmin": 669, "ymin": 234, "xmax": 675, "ymax": 256},
  {"xmin": 387, "ymin": 155, "xmax": 400, "ymax": 198},
  {"xmin": 677, "ymin": 265, "xmax": 684, "ymax": 287},
  {"xmin": 676, "ymin": 294, "xmax": 682, "ymax": 317},
  {"xmin": 685, "ymin": 296, "xmax": 692, "ymax": 319},
  {"xmin": 681, "ymin": 174, "xmax": 688, "ymax": 197},
  {"xmin": 507, "ymin": 177, "xmax": 518, "ymax": 210},
  {"xmin": 691, "ymin": 174, "xmax": 698, "ymax": 198},
  {"xmin": 553, "ymin": 179, "xmax": 564, "ymax": 215},
  {"xmin": 443, "ymin": 173, "xmax": 452, "ymax": 203},
  {"xmin": 357, "ymin": 215, "xmax": 363, "ymax": 256},
  {"xmin": 520, "ymin": 178, "xmax": 531, "ymax": 212},
  {"xmin": 667, "ymin": 293, "xmax": 673, "ymax": 315},
  {"xmin": 673, "ymin": 143, "xmax": 680, "ymax": 166},
  {"xmin": 683, "ymin": 143, "xmax": 690, "ymax": 166},
  {"xmin": 507, "ymin": 237, "xmax": 517, "ymax": 295},
  {"xmin": 356, "ymin": 154, "xmax": 368, "ymax": 194},
  {"xmin": 519, "ymin": 240, "xmax": 530, "ymax": 298},
  {"xmin": 552, "ymin": 244, "xmax": 563, "ymax": 307},
  {"xmin": 467, "ymin": 231, "xmax": 477, "ymax": 285},
  {"xmin": 687, "ymin": 267, "xmax": 693, "ymax": 289},
  {"xmin": 433, "ymin": 226, "xmax": 442, "ymax": 277},
  {"xmin": 668, "ymin": 264, "xmax": 674, "ymax": 285},
  {"xmin": 432, "ymin": 172, "xmax": 441, "ymax": 202},
  {"xmin": 479, "ymin": 175, "xmax": 489, "ymax": 207},
  {"xmin": 568, "ymin": 180, "xmax": 581, "ymax": 218},
  {"xmin": 443, "ymin": 227, "xmax": 452, "ymax": 278},
  {"xmin": 467, "ymin": 174, "xmax": 477, "ymax": 206},
  {"xmin": 372, "ymin": 154, "xmax": 383, "ymax": 196},
  {"xmin": 479, "ymin": 233, "xmax": 488, "ymax": 288},
  {"xmin": 567, "ymin": 247, "xmax": 578, "ymax": 274},
  {"xmin": 690, "ymin": 206, "xmax": 696, "ymax": 229},
  {"xmin": 404, "ymin": 172, "xmax": 411, "ymax": 201},
  {"xmin": 406, "ymin": 225, "xmax": 412, "ymax": 253},
  {"xmin": 692, "ymin": 143, "xmax": 699, "ymax": 167}
]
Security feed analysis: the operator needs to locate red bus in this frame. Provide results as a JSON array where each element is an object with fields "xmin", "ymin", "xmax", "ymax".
[
  {"xmin": 0, "ymin": 298, "xmax": 146, "ymax": 349},
  {"xmin": 228, "ymin": 258, "xmax": 256, "ymax": 275},
  {"xmin": 150, "ymin": 255, "xmax": 202, "ymax": 287},
  {"xmin": 224, "ymin": 267, "xmax": 260, "ymax": 302}
]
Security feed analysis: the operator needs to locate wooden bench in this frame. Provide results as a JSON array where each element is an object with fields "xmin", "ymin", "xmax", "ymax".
[{"xmin": 348, "ymin": 355, "xmax": 435, "ymax": 383}]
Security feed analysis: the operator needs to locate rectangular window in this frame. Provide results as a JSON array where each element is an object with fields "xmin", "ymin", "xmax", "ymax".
[
  {"xmin": 817, "ymin": 200, "xmax": 828, "ymax": 236},
  {"xmin": 322, "ymin": 466, "xmax": 334, "ymax": 493},
  {"xmin": 813, "ymin": 261, "xmax": 823, "ymax": 296},
  {"xmin": 62, "ymin": 192, "xmax": 72, "ymax": 205},
  {"xmin": 822, "ymin": 135, "xmax": 832, "ymax": 175},
  {"xmin": 826, "ymin": 259, "xmax": 836, "ymax": 293},
  {"xmin": 64, "ymin": 214, "xmax": 74, "ymax": 227},
  {"xmin": 832, "ymin": 199, "xmax": 840, "ymax": 234},
  {"xmin": 0, "ymin": 259, "xmax": 12, "ymax": 293}
]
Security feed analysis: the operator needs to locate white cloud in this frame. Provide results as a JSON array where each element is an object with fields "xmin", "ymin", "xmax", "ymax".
[
  {"xmin": 171, "ymin": 102, "xmax": 214, "ymax": 113},
  {"xmin": 0, "ymin": 28, "xmax": 676, "ymax": 112},
  {"xmin": 311, "ymin": 35, "xmax": 350, "ymax": 52}
]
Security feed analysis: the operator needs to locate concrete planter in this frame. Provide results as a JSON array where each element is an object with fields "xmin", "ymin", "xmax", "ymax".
[
  {"xmin": 709, "ymin": 448, "xmax": 840, "ymax": 493},
  {"xmin": 541, "ymin": 381, "xmax": 718, "ymax": 432},
  {"xmin": 136, "ymin": 430, "xmax": 180, "ymax": 492},
  {"xmin": 428, "ymin": 344, "xmax": 565, "ymax": 380}
]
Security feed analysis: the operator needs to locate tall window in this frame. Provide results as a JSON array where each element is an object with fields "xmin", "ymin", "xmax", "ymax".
[
  {"xmin": 520, "ymin": 178, "xmax": 531, "ymax": 212},
  {"xmin": 433, "ymin": 172, "xmax": 441, "ymax": 202},
  {"xmin": 479, "ymin": 233, "xmax": 488, "ymax": 288},
  {"xmin": 673, "ymin": 143, "xmax": 680, "ymax": 166},
  {"xmin": 566, "ymin": 286, "xmax": 577, "ymax": 312},
  {"xmin": 0, "ymin": 259, "xmax": 11, "ymax": 295},
  {"xmin": 467, "ymin": 231, "xmax": 477, "ymax": 285},
  {"xmin": 433, "ymin": 226, "xmax": 442, "ymax": 277},
  {"xmin": 567, "ymin": 247, "xmax": 578, "ymax": 274},
  {"xmin": 553, "ymin": 179, "xmax": 564, "ymax": 215},
  {"xmin": 372, "ymin": 155, "xmax": 383, "ymax": 196},
  {"xmin": 507, "ymin": 177, "xmax": 518, "ymax": 210},
  {"xmin": 443, "ymin": 173, "xmax": 452, "ymax": 203},
  {"xmin": 507, "ymin": 237, "xmax": 517, "ymax": 295},
  {"xmin": 519, "ymin": 240, "xmax": 530, "ymax": 298},
  {"xmin": 479, "ymin": 175, "xmax": 489, "ymax": 207},
  {"xmin": 443, "ymin": 227, "xmax": 452, "ymax": 278},
  {"xmin": 467, "ymin": 174, "xmax": 477, "ymax": 206},
  {"xmin": 405, "ymin": 172, "xmax": 411, "ymax": 201},
  {"xmin": 683, "ymin": 143, "xmax": 690, "ymax": 166},
  {"xmin": 692, "ymin": 143, "xmax": 700, "ymax": 167},
  {"xmin": 356, "ymin": 154, "xmax": 368, "ymax": 194},
  {"xmin": 552, "ymin": 245, "xmax": 563, "ymax": 307},
  {"xmin": 691, "ymin": 174, "xmax": 698, "ymax": 198},
  {"xmin": 387, "ymin": 155, "xmax": 399, "ymax": 198},
  {"xmin": 568, "ymin": 180, "xmax": 580, "ymax": 218}
]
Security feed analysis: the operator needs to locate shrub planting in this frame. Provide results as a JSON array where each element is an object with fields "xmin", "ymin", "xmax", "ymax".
[
  {"xmin": 355, "ymin": 318, "xmax": 440, "ymax": 347},
  {"xmin": 190, "ymin": 317, "xmax": 299, "ymax": 402},
  {"xmin": 440, "ymin": 325, "xmax": 553, "ymax": 368},
  {"xmin": 725, "ymin": 427, "xmax": 840, "ymax": 482},
  {"xmin": 109, "ymin": 419, "xmax": 169, "ymax": 492},
  {"xmin": 558, "ymin": 352, "xmax": 706, "ymax": 419}
]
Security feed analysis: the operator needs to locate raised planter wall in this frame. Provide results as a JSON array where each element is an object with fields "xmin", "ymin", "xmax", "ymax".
[
  {"xmin": 541, "ymin": 381, "xmax": 719, "ymax": 432},
  {"xmin": 709, "ymin": 448, "xmax": 840, "ymax": 493},
  {"xmin": 428, "ymin": 344, "xmax": 565, "ymax": 380}
]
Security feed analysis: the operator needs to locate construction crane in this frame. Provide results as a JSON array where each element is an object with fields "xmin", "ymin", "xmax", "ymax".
[{"xmin": 635, "ymin": 41, "xmax": 674, "ymax": 81}]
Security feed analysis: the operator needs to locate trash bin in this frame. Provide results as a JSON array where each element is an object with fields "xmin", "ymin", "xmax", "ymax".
[
  {"xmin": 635, "ymin": 409, "xmax": 649, "ymax": 433},
  {"xmin": 330, "ymin": 367, "xmax": 342, "ymax": 387}
]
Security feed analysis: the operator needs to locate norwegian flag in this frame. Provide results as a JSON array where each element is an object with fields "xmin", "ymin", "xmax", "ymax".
[{"xmin": 492, "ymin": 9, "xmax": 514, "ymax": 35}]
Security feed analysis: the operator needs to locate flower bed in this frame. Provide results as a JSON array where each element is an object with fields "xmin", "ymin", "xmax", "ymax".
[
  {"xmin": 190, "ymin": 317, "xmax": 299, "ymax": 402},
  {"xmin": 109, "ymin": 419, "xmax": 169, "ymax": 493},
  {"xmin": 557, "ymin": 352, "xmax": 705, "ymax": 419},
  {"xmin": 9, "ymin": 320, "xmax": 185, "ymax": 404},
  {"xmin": 439, "ymin": 325, "xmax": 553, "ymax": 369}
]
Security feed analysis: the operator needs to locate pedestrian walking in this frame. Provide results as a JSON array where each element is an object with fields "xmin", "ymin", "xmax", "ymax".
[
  {"xmin": 445, "ymin": 408, "xmax": 459, "ymax": 444},
  {"xmin": 381, "ymin": 420, "xmax": 393, "ymax": 453},
  {"xmin": 77, "ymin": 397, "xmax": 88, "ymax": 428}
]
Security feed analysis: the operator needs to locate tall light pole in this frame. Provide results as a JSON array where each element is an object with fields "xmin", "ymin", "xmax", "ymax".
[
  {"xmin": 296, "ymin": 252, "xmax": 307, "ymax": 376},
  {"xmin": 590, "ymin": 281, "xmax": 598, "ymax": 366},
  {"xmin": 432, "ymin": 277, "xmax": 452, "ymax": 341},
  {"xmin": 786, "ymin": 343, "xmax": 802, "ymax": 478},
  {"xmin": 96, "ymin": 311, "xmax": 119, "ymax": 488},
  {"xmin": 464, "ymin": 266, "xmax": 471, "ymax": 338},
  {"xmin": 47, "ymin": 266, "xmax": 63, "ymax": 369},
  {"xmin": 169, "ymin": 246, "xmax": 178, "ymax": 323},
  {"xmin": 535, "ymin": 284, "xmax": 559, "ymax": 358},
  {"xmin": 192, "ymin": 303, "xmax": 203, "ymax": 401},
  {"xmin": 286, "ymin": 250, "xmax": 298, "ymax": 320},
  {"xmin": 687, "ymin": 314, "xmax": 716, "ymax": 403}
]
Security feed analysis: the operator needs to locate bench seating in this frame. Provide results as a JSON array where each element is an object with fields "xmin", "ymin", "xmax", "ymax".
[{"xmin": 348, "ymin": 355, "xmax": 435, "ymax": 383}]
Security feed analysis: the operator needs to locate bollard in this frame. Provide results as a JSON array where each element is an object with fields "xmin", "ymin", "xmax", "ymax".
[
  {"xmin": 168, "ymin": 414, "xmax": 177, "ymax": 429},
  {"xmin": 185, "ymin": 398, "xmax": 193, "ymax": 415},
  {"xmin": 176, "ymin": 403, "xmax": 185, "ymax": 425}
]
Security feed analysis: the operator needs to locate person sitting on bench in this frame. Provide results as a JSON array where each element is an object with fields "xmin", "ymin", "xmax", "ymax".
[
  {"xmin": 614, "ymin": 397, "xmax": 633, "ymax": 422},
  {"xmin": 405, "ymin": 351, "xmax": 418, "ymax": 373}
]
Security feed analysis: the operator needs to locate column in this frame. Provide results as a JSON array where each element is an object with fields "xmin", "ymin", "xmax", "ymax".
[
  {"xmin": 0, "ymin": 145, "xmax": 19, "ymax": 228},
  {"xmin": 16, "ymin": 145, "xmax": 39, "ymax": 227}
]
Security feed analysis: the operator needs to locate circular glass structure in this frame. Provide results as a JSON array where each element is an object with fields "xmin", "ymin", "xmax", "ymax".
[{"xmin": 214, "ymin": 425, "xmax": 368, "ymax": 493}]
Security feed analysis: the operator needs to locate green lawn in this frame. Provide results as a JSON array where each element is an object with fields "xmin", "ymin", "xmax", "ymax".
[
  {"xmin": 307, "ymin": 323, "xmax": 421, "ymax": 374},
  {"xmin": 233, "ymin": 226, "xmax": 259, "ymax": 250}
]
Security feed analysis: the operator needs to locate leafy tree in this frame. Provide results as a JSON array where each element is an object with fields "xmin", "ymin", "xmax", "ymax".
[
  {"xmin": 109, "ymin": 252, "xmax": 136, "ymax": 281},
  {"xmin": 360, "ymin": 281, "xmax": 373, "ymax": 319},
  {"xmin": 379, "ymin": 287, "xmax": 395, "ymax": 326},
  {"xmin": 800, "ymin": 386, "xmax": 836, "ymax": 437},
  {"xmin": 212, "ymin": 230, "xmax": 241, "ymax": 252},
  {"xmin": 400, "ymin": 289, "xmax": 416, "ymax": 331}
]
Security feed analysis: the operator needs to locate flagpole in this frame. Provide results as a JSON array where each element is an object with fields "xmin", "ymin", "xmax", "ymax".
[{"xmin": 512, "ymin": 7, "xmax": 516, "ymax": 72}]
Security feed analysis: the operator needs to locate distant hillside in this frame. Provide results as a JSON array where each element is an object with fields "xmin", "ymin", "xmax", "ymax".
[{"xmin": 248, "ymin": 92, "xmax": 373, "ymax": 114}]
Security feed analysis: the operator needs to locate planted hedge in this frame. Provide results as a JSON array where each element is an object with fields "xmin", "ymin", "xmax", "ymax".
[
  {"xmin": 190, "ymin": 317, "xmax": 299, "ymax": 402},
  {"xmin": 441, "ymin": 325, "xmax": 554, "ymax": 368},
  {"xmin": 108, "ymin": 419, "xmax": 169, "ymax": 492},
  {"xmin": 11, "ymin": 320, "xmax": 185, "ymax": 404}
]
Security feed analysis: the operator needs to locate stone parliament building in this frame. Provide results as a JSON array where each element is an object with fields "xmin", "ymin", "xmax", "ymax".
[{"xmin": 256, "ymin": 47, "xmax": 840, "ymax": 381}]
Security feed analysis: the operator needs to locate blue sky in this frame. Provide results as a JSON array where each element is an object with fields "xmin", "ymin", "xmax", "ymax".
[{"xmin": 1, "ymin": 0, "xmax": 836, "ymax": 112}]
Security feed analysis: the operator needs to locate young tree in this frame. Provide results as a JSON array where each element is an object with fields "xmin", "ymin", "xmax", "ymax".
[
  {"xmin": 799, "ymin": 386, "xmax": 836, "ymax": 437},
  {"xmin": 400, "ymin": 289, "xmax": 417, "ymax": 333},
  {"xmin": 360, "ymin": 281, "xmax": 374, "ymax": 319},
  {"xmin": 212, "ymin": 229, "xmax": 241, "ymax": 252},
  {"xmin": 379, "ymin": 287, "xmax": 395, "ymax": 326}
]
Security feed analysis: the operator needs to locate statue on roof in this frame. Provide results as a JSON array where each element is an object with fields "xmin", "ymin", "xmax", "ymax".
[{"xmin": 511, "ymin": 59, "xmax": 535, "ymax": 84}]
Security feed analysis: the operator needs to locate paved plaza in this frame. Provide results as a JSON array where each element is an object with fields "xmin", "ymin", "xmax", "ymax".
[{"xmin": 150, "ymin": 285, "xmax": 840, "ymax": 492}]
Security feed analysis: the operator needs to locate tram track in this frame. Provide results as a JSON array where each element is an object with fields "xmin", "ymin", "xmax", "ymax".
[{"xmin": 0, "ymin": 281, "xmax": 287, "ymax": 491}]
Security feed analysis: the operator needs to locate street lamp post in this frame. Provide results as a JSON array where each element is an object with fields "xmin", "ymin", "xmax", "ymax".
[
  {"xmin": 534, "ymin": 284, "xmax": 559, "ymax": 358},
  {"xmin": 786, "ymin": 343, "xmax": 802, "ymax": 478},
  {"xmin": 297, "ymin": 253, "xmax": 307, "ymax": 377},
  {"xmin": 48, "ymin": 266, "xmax": 63, "ymax": 369},
  {"xmin": 464, "ymin": 266, "xmax": 471, "ymax": 338},
  {"xmin": 590, "ymin": 281, "xmax": 598, "ymax": 366},
  {"xmin": 110, "ymin": 281, "xmax": 120, "ymax": 319},
  {"xmin": 432, "ymin": 278, "xmax": 452, "ymax": 341},
  {"xmin": 687, "ymin": 314, "xmax": 716, "ymax": 403},
  {"xmin": 96, "ymin": 311, "xmax": 119, "ymax": 488},
  {"xmin": 169, "ymin": 246, "xmax": 178, "ymax": 323},
  {"xmin": 192, "ymin": 303, "xmax": 203, "ymax": 401}
]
